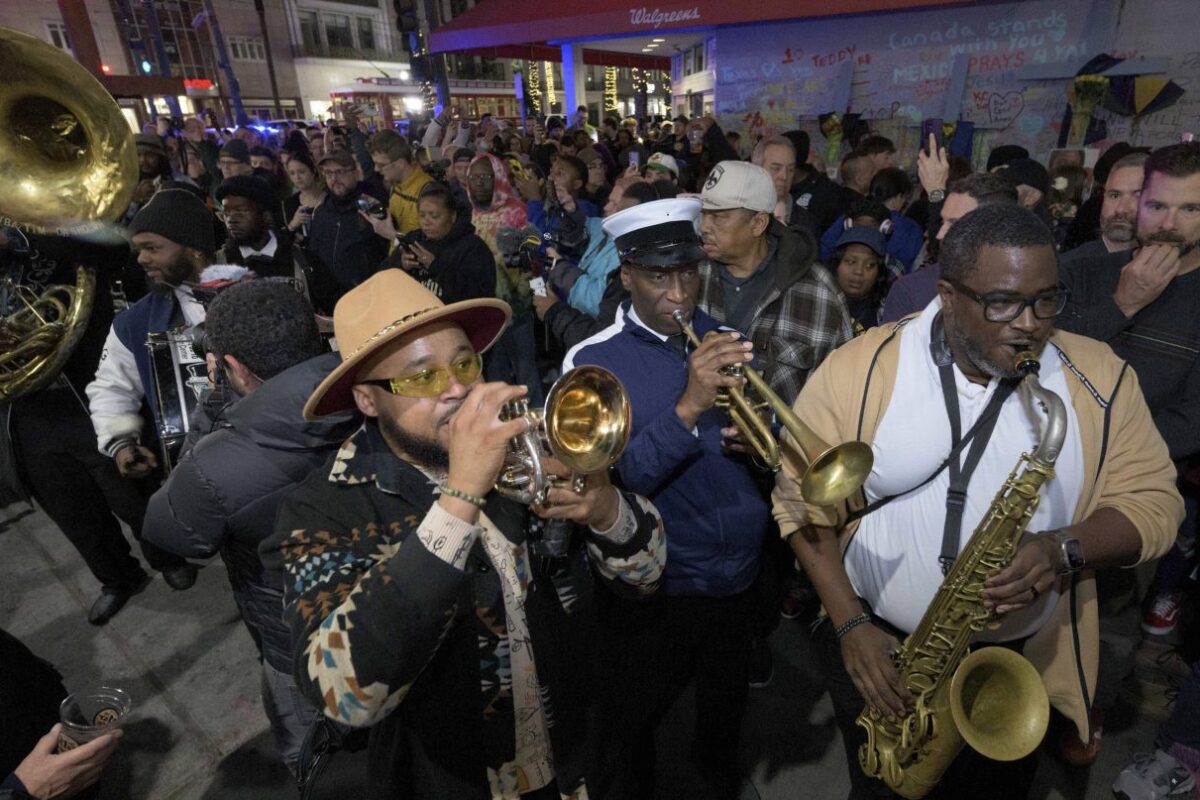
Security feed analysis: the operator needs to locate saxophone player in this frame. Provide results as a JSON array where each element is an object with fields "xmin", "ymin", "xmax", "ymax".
[{"xmin": 774, "ymin": 204, "xmax": 1184, "ymax": 799}]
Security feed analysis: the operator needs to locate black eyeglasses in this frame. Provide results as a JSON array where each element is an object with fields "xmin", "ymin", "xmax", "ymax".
[{"xmin": 944, "ymin": 277, "xmax": 1069, "ymax": 322}]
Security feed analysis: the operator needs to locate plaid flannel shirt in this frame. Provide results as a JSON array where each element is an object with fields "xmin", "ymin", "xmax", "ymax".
[{"xmin": 699, "ymin": 220, "xmax": 853, "ymax": 405}]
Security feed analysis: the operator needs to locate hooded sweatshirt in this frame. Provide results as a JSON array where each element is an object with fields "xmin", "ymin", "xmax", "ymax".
[
  {"xmin": 388, "ymin": 211, "xmax": 496, "ymax": 305},
  {"xmin": 469, "ymin": 152, "xmax": 532, "ymax": 316}
]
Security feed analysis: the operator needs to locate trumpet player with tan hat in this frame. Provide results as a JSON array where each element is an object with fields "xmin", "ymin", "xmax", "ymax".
[{"xmin": 263, "ymin": 268, "xmax": 665, "ymax": 799}]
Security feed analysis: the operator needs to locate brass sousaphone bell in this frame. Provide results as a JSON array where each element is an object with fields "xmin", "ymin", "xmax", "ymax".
[
  {"xmin": 495, "ymin": 365, "xmax": 631, "ymax": 505},
  {"xmin": 0, "ymin": 27, "xmax": 137, "ymax": 400}
]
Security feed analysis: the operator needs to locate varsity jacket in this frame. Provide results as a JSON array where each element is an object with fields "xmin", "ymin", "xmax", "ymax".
[
  {"xmin": 86, "ymin": 288, "xmax": 196, "ymax": 456},
  {"xmin": 772, "ymin": 315, "xmax": 1184, "ymax": 745},
  {"xmin": 699, "ymin": 218, "xmax": 853, "ymax": 405}
]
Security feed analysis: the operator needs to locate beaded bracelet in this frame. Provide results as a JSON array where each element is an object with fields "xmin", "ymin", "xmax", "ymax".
[
  {"xmin": 834, "ymin": 612, "xmax": 874, "ymax": 640},
  {"xmin": 438, "ymin": 484, "xmax": 487, "ymax": 509}
]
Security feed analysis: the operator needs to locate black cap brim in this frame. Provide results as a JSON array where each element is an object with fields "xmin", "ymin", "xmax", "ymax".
[{"xmin": 626, "ymin": 240, "xmax": 707, "ymax": 269}]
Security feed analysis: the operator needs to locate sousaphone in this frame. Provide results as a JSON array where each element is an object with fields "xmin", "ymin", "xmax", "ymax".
[{"xmin": 0, "ymin": 27, "xmax": 137, "ymax": 400}]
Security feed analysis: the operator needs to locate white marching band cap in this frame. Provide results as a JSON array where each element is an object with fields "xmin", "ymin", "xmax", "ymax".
[{"xmin": 602, "ymin": 197, "xmax": 706, "ymax": 269}]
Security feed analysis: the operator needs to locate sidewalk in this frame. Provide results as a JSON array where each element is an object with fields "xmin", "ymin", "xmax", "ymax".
[{"xmin": 0, "ymin": 501, "xmax": 1169, "ymax": 799}]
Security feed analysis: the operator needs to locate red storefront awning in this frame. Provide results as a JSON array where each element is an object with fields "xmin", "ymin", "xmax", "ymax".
[
  {"xmin": 430, "ymin": 0, "xmax": 977, "ymax": 54},
  {"xmin": 448, "ymin": 43, "xmax": 669, "ymax": 69}
]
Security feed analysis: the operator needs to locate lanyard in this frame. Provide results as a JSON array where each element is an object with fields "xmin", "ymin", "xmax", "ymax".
[
  {"xmin": 846, "ymin": 313, "xmax": 1015, "ymax": 559},
  {"xmin": 933, "ymin": 314, "xmax": 1015, "ymax": 574}
]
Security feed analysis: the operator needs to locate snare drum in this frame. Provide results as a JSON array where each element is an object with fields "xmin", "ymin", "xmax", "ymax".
[{"xmin": 145, "ymin": 329, "xmax": 207, "ymax": 473}]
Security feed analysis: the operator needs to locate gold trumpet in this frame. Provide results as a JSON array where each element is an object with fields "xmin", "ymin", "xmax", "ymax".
[
  {"xmin": 672, "ymin": 310, "xmax": 873, "ymax": 506},
  {"xmin": 495, "ymin": 365, "xmax": 631, "ymax": 505}
]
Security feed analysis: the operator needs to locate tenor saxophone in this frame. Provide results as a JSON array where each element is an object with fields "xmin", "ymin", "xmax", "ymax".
[{"xmin": 856, "ymin": 350, "xmax": 1066, "ymax": 799}]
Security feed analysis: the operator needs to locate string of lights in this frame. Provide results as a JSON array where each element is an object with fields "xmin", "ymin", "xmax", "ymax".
[
  {"xmin": 544, "ymin": 60, "xmax": 557, "ymax": 113},
  {"xmin": 527, "ymin": 59, "xmax": 542, "ymax": 115},
  {"xmin": 604, "ymin": 66, "xmax": 619, "ymax": 112}
]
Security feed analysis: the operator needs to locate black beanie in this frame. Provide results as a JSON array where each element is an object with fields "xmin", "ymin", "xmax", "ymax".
[{"xmin": 128, "ymin": 189, "xmax": 216, "ymax": 254}]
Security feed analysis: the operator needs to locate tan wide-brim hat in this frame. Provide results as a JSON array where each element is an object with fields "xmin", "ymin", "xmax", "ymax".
[{"xmin": 304, "ymin": 269, "xmax": 511, "ymax": 420}]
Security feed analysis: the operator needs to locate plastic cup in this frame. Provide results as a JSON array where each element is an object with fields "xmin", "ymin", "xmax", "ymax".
[{"xmin": 57, "ymin": 686, "xmax": 131, "ymax": 752}]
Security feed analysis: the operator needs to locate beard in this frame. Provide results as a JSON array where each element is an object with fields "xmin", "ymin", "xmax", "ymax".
[
  {"xmin": 147, "ymin": 251, "xmax": 195, "ymax": 293},
  {"xmin": 1142, "ymin": 229, "xmax": 1200, "ymax": 257},
  {"xmin": 1100, "ymin": 214, "xmax": 1136, "ymax": 243},
  {"xmin": 377, "ymin": 412, "xmax": 450, "ymax": 471}
]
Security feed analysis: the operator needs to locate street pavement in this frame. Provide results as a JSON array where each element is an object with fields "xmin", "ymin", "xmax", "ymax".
[{"xmin": 0, "ymin": 502, "xmax": 1167, "ymax": 799}]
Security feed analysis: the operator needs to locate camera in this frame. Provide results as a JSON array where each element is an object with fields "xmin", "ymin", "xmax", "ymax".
[{"xmin": 356, "ymin": 196, "xmax": 388, "ymax": 220}]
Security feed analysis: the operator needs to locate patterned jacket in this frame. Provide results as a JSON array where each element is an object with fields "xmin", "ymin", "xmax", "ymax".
[
  {"xmin": 263, "ymin": 421, "xmax": 665, "ymax": 799},
  {"xmin": 699, "ymin": 219, "xmax": 853, "ymax": 405}
]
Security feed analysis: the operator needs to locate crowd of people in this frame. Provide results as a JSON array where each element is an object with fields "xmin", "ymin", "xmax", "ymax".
[{"xmin": 1, "ymin": 99, "xmax": 1198, "ymax": 800}]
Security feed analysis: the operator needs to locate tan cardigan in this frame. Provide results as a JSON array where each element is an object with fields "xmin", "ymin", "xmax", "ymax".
[{"xmin": 772, "ymin": 320, "xmax": 1185, "ymax": 742}]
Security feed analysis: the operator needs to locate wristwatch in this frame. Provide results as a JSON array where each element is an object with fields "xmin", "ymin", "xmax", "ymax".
[
  {"xmin": 1047, "ymin": 530, "xmax": 1085, "ymax": 575},
  {"xmin": 928, "ymin": 189, "xmax": 946, "ymax": 203}
]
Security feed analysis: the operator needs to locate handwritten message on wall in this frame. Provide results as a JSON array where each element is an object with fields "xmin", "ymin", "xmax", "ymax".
[{"xmin": 714, "ymin": 0, "xmax": 1121, "ymax": 158}]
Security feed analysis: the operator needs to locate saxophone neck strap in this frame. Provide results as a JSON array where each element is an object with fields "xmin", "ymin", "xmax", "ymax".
[
  {"xmin": 934, "ymin": 312, "xmax": 1017, "ymax": 575},
  {"xmin": 844, "ymin": 313, "xmax": 1016, "ymax": 549}
]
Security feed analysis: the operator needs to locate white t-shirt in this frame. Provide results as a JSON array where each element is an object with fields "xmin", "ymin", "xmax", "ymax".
[{"xmin": 844, "ymin": 298, "xmax": 1083, "ymax": 641}]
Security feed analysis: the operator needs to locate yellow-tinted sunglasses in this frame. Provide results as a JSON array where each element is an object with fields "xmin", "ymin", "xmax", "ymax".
[{"xmin": 361, "ymin": 353, "xmax": 483, "ymax": 398}]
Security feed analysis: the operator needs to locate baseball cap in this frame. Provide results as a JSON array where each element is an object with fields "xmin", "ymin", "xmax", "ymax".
[
  {"xmin": 646, "ymin": 153, "xmax": 679, "ymax": 177},
  {"xmin": 318, "ymin": 149, "xmax": 356, "ymax": 170},
  {"xmin": 699, "ymin": 161, "xmax": 776, "ymax": 214},
  {"xmin": 835, "ymin": 226, "xmax": 888, "ymax": 258}
]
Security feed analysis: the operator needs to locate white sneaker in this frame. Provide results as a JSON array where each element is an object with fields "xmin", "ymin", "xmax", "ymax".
[{"xmin": 1113, "ymin": 750, "xmax": 1196, "ymax": 799}]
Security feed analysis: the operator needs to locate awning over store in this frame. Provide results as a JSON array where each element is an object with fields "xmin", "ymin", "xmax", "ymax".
[
  {"xmin": 453, "ymin": 44, "xmax": 669, "ymax": 70},
  {"xmin": 429, "ymin": 0, "xmax": 976, "ymax": 54}
]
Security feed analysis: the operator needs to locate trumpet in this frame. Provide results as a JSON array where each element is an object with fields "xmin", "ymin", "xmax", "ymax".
[
  {"xmin": 494, "ymin": 365, "xmax": 631, "ymax": 505},
  {"xmin": 672, "ymin": 310, "xmax": 873, "ymax": 506}
]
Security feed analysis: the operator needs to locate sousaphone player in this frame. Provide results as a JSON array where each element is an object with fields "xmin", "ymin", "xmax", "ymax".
[{"xmin": 0, "ymin": 28, "xmax": 195, "ymax": 625}]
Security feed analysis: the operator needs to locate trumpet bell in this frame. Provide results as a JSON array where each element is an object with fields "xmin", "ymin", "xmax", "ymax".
[
  {"xmin": 0, "ymin": 27, "xmax": 137, "ymax": 234},
  {"xmin": 801, "ymin": 440, "xmax": 875, "ymax": 507},
  {"xmin": 545, "ymin": 365, "xmax": 631, "ymax": 474}
]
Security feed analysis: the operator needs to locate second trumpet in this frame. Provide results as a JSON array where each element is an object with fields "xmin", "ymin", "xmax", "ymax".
[{"xmin": 672, "ymin": 310, "xmax": 873, "ymax": 506}]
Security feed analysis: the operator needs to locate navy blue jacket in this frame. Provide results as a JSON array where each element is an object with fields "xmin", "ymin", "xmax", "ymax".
[{"xmin": 564, "ymin": 303, "xmax": 768, "ymax": 597}]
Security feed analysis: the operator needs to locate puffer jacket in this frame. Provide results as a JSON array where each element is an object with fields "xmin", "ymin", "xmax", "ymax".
[{"xmin": 143, "ymin": 353, "xmax": 357, "ymax": 671}]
